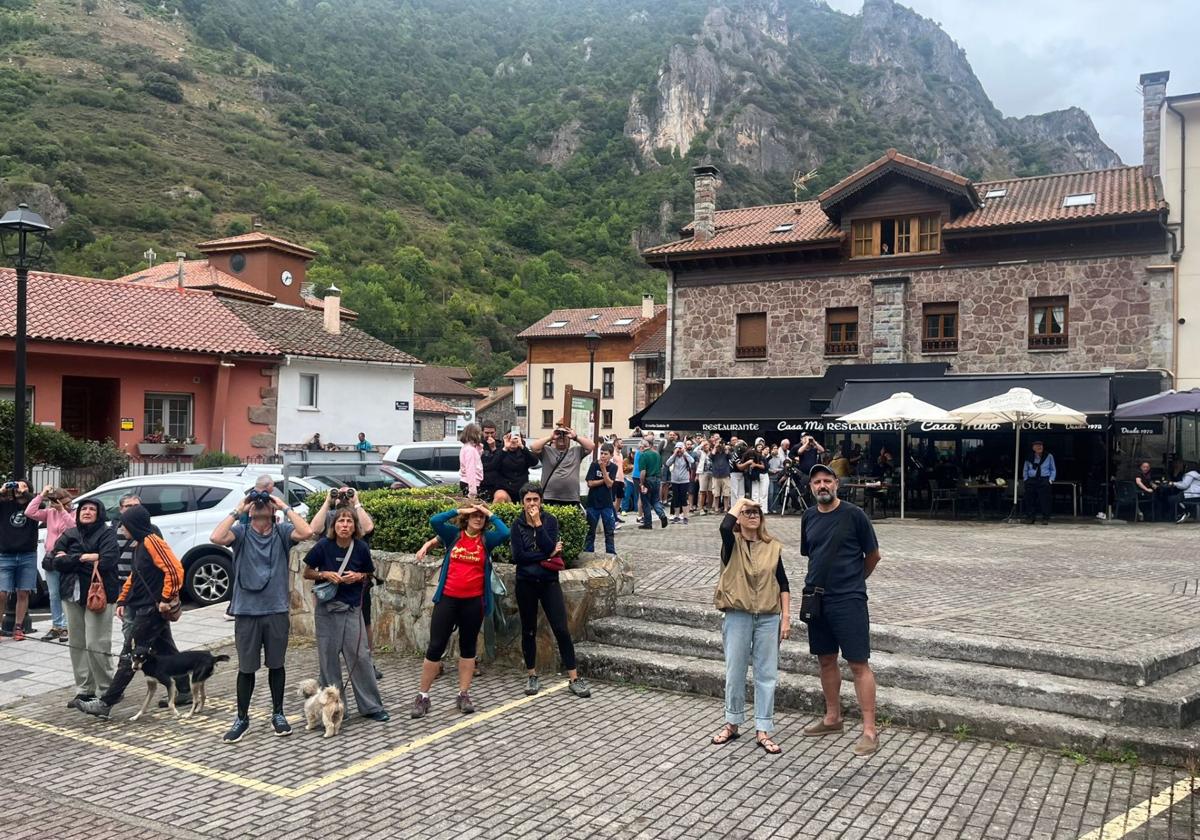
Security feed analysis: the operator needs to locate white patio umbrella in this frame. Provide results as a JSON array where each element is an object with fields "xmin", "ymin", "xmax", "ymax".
[
  {"xmin": 838, "ymin": 391, "xmax": 957, "ymax": 519},
  {"xmin": 948, "ymin": 387, "xmax": 1088, "ymax": 512}
]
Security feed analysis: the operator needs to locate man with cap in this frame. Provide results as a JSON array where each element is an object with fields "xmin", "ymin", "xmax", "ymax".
[
  {"xmin": 798, "ymin": 463, "xmax": 882, "ymax": 757},
  {"xmin": 1021, "ymin": 441, "xmax": 1056, "ymax": 525}
]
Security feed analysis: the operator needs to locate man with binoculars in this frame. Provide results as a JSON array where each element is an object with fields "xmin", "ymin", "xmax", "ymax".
[{"xmin": 210, "ymin": 477, "xmax": 312, "ymax": 743}]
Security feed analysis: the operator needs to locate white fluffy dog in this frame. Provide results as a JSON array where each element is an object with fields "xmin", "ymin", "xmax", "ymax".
[{"xmin": 298, "ymin": 678, "xmax": 345, "ymax": 738}]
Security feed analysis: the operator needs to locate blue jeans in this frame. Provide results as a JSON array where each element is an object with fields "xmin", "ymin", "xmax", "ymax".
[
  {"xmin": 640, "ymin": 479, "xmax": 666, "ymax": 526},
  {"xmin": 622, "ymin": 479, "xmax": 639, "ymax": 513},
  {"xmin": 585, "ymin": 505, "xmax": 616, "ymax": 554},
  {"xmin": 722, "ymin": 610, "xmax": 781, "ymax": 733},
  {"xmin": 45, "ymin": 567, "xmax": 66, "ymax": 629},
  {"xmin": 768, "ymin": 477, "xmax": 781, "ymax": 514}
]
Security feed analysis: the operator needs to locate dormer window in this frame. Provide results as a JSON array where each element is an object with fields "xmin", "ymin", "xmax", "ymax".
[
  {"xmin": 850, "ymin": 213, "xmax": 941, "ymax": 258},
  {"xmin": 1063, "ymin": 193, "xmax": 1096, "ymax": 208},
  {"xmin": 984, "ymin": 188, "xmax": 1007, "ymax": 199}
]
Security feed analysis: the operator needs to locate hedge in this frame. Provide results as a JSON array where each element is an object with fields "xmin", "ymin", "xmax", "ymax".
[{"xmin": 303, "ymin": 486, "xmax": 589, "ymax": 563}]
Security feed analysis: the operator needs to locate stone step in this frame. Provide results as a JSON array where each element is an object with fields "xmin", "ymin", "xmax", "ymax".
[
  {"xmin": 613, "ymin": 596, "xmax": 1200, "ymax": 687},
  {"xmin": 589, "ymin": 615, "xmax": 1200, "ymax": 729},
  {"xmin": 575, "ymin": 642, "xmax": 1200, "ymax": 768}
]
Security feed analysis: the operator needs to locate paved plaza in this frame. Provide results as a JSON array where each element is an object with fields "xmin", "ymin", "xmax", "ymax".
[{"xmin": 0, "ymin": 517, "xmax": 1197, "ymax": 839}]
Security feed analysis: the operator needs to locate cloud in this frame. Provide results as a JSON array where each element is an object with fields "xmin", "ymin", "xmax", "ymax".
[{"xmin": 823, "ymin": 0, "xmax": 1200, "ymax": 163}]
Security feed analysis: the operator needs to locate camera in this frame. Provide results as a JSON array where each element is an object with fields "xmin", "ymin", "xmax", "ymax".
[
  {"xmin": 3, "ymin": 481, "xmax": 18, "ymax": 490},
  {"xmin": 245, "ymin": 489, "xmax": 273, "ymax": 507},
  {"xmin": 331, "ymin": 488, "xmax": 356, "ymax": 506},
  {"xmin": 554, "ymin": 429, "xmax": 568, "ymax": 438}
]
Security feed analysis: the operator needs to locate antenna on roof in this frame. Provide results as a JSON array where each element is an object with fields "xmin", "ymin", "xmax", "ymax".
[
  {"xmin": 143, "ymin": 248, "xmax": 157, "ymax": 268},
  {"xmin": 792, "ymin": 168, "xmax": 818, "ymax": 200},
  {"xmin": 175, "ymin": 251, "xmax": 186, "ymax": 293}
]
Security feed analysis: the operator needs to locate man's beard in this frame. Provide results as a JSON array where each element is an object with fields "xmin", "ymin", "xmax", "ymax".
[{"xmin": 815, "ymin": 489, "xmax": 835, "ymax": 504}]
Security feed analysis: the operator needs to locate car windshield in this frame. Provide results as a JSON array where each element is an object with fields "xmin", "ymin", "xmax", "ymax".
[{"xmin": 386, "ymin": 462, "xmax": 439, "ymax": 487}]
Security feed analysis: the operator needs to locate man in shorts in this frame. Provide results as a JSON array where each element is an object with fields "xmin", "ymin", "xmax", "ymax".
[
  {"xmin": 210, "ymin": 479, "xmax": 312, "ymax": 742},
  {"xmin": 800, "ymin": 463, "xmax": 882, "ymax": 757}
]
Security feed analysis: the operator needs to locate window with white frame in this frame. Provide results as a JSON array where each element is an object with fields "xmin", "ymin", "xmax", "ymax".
[
  {"xmin": 299, "ymin": 373, "xmax": 319, "ymax": 409},
  {"xmin": 444, "ymin": 417, "xmax": 458, "ymax": 438},
  {"xmin": 144, "ymin": 393, "xmax": 193, "ymax": 440}
]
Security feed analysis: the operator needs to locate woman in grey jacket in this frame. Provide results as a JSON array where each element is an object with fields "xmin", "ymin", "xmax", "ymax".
[{"xmin": 666, "ymin": 442, "xmax": 694, "ymax": 523}]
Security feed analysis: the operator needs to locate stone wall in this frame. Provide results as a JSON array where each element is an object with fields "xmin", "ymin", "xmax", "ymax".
[
  {"xmin": 672, "ymin": 254, "xmax": 1173, "ymax": 376},
  {"xmin": 247, "ymin": 366, "xmax": 279, "ymax": 452},
  {"xmin": 289, "ymin": 545, "xmax": 634, "ymax": 667}
]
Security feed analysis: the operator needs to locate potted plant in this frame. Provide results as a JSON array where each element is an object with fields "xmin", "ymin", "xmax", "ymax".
[{"xmin": 138, "ymin": 428, "xmax": 169, "ymax": 456}]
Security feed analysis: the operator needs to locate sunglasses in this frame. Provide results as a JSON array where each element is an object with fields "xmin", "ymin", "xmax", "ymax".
[{"xmin": 742, "ymin": 509, "xmax": 762, "ymax": 518}]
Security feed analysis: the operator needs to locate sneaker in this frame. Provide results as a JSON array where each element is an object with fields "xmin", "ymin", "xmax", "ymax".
[
  {"xmin": 455, "ymin": 691, "xmax": 475, "ymax": 714},
  {"xmin": 67, "ymin": 694, "xmax": 95, "ymax": 710},
  {"xmin": 374, "ymin": 665, "xmax": 384, "ymax": 682},
  {"xmin": 159, "ymin": 693, "xmax": 193, "ymax": 709},
  {"xmin": 569, "ymin": 677, "xmax": 592, "ymax": 698},
  {"xmin": 363, "ymin": 710, "xmax": 390, "ymax": 722},
  {"xmin": 659, "ymin": 514, "xmax": 669, "ymax": 528},
  {"xmin": 637, "ymin": 524, "xmax": 653, "ymax": 530},
  {"xmin": 670, "ymin": 516, "xmax": 681, "ymax": 524},
  {"xmin": 525, "ymin": 675, "xmax": 540, "ymax": 696},
  {"xmin": 1179, "ymin": 511, "xmax": 1192, "ymax": 523},
  {"xmin": 43, "ymin": 627, "xmax": 67, "ymax": 642},
  {"xmin": 615, "ymin": 515, "xmax": 626, "ymax": 523},
  {"xmin": 409, "ymin": 694, "xmax": 430, "ymax": 718},
  {"xmin": 77, "ymin": 698, "xmax": 111, "ymax": 718},
  {"xmin": 613, "ymin": 521, "xmax": 622, "ymax": 530},
  {"xmin": 701, "ymin": 509, "xmax": 710, "ymax": 516},
  {"xmin": 271, "ymin": 713, "xmax": 292, "ymax": 736},
  {"xmin": 682, "ymin": 516, "xmax": 689, "ymax": 525},
  {"xmin": 222, "ymin": 717, "xmax": 250, "ymax": 743}
]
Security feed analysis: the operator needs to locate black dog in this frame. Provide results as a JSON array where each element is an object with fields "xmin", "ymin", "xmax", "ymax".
[{"xmin": 129, "ymin": 650, "xmax": 230, "ymax": 721}]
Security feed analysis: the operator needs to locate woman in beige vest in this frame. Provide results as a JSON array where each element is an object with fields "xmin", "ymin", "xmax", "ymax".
[{"xmin": 711, "ymin": 497, "xmax": 791, "ymax": 754}]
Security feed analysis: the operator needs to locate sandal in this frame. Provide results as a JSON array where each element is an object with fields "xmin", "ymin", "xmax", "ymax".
[
  {"xmin": 756, "ymin": 735, "xmax": 783, "ymax": 754},
  {"xmin": 711, "ymin": 724, "xmax": 740, "ymax": 745}
]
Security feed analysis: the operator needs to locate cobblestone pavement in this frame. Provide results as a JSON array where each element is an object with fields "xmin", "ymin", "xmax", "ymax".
[
  {"xmin": 615, "ymin": 514, "xmax": 1200, "ymax": 654},
  {"xmin": 2, "ymin": 640, "xmax": 1196, "ymax": 839}
]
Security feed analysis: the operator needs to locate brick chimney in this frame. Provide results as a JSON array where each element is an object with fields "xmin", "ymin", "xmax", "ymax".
[
  {"xmin": 692, "ymin": 164, "xmax": 720, "ymax": 243},
  {"xmin": 642, "ymin": 293, "xmax": 654, "ymax": 319},
  {"xmin": 323, "ymin": 285, "xmax": 341, "ymax": 335},
  {"xmin": 1140, "ymin": 71, "xmax": 1170, "ymax": 177}
]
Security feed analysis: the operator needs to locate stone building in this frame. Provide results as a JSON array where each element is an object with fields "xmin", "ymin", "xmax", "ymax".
[
  {"xmin": 413, "ymin": 365, "xmax": 480, "ymax": 434},
  {"xmin": 412, "ymin": 395, "xmax": 463, "ymax": 442},
  {"xmin": 474, "ymin": 385, "xmax": 517, "ymax": 435}
]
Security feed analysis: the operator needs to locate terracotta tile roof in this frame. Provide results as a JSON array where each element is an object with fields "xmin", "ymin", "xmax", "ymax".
[
  {"xmin": 119, "ymin": 260, "xmax": 277, "ymax": 303},
  {"xmin": 219, "ymin": 299, "xmax": 421, "ymax": 364},
  {"xmin": 427, "ymin": 365, "xmax": 471, "ymax": 383},
  {"xmin": 817, "ymin": 148, "xmax": 971, "ymax": 204},
  {"xmin": 414, "ymin": 394, "xmax": 463, "ymax": 415},
  {"xmin": 504, "ymin": 361, "xmax": 528, "ymax": 378},
  {"xmin": 642, "ymin": 201, "xmax": 841, "ymax": 258},
  {"xmin": 415, "ymin": 367, "xmax": 481, "ymax": 398},
  {"xmin": 518, "ymin": 306, "xmax": 667, "ymax": 339},
  {"xmin": 0, "ymin": 269, "xmax": 278, "ymax": 356},
  {"xmin": 476, "ymin": 385, "xmax": 514, "ymax": 413},
  {"xmin": 943, "ymin": 166, "xmax": 1164, "ymax": 232},
  {"xmin": 630, "ymin": 322, "xmax": 666, "ymax": 358},
  {"xmin": 197, "ymin": 232, "xmax": 317, "ymax": 258}
]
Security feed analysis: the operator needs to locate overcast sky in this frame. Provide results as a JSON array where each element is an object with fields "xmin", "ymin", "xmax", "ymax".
[{"xmin": 822, "ymin": 0, "xmax": 1200, "ymax": 164}]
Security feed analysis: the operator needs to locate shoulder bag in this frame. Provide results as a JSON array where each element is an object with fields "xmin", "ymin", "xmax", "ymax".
[
  {"xmin": 86, "ymin": 563, "xmax": 108, "ymax": 613},
  {"xmin": 312, "ymin": 541, "xmax": 355, "ymax": 603}
]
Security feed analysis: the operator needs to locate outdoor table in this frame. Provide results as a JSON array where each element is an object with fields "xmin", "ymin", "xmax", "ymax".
[
  {"xmin": 961, "ymin": 483, "xmax": 1006, "ymax": 516},
  {"xmin": 841, "ymin": 481, "xmax": 893, "ymax": 519}
]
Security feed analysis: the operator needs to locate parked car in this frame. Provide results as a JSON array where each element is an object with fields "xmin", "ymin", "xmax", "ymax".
[
  {"xmin": 36, "ymin": 472, "xmax": 320, "ymax": 608},
  {"xmin": 382, "ymin": 443, "xmax": 543, "ymax": 487},
  {"xmin": 307, "ymin": 461, "xmax": 443, "ymax": 492}
]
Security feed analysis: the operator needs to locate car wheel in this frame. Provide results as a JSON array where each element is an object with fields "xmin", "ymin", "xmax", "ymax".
[{"xmin": 185, "ymin": 554, "xmax": 233, "ymax": 607}]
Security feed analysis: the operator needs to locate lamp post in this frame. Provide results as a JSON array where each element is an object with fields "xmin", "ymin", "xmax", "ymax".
[
  {"xmin": 584, "ymin": 330, "xmax": 601, "ymax": 460},
  {"xmin": 0, "ymin": 204, "xmax": 52, "ymax": 479}
]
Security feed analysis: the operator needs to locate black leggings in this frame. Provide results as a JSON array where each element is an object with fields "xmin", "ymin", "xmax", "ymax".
[
  {"xmin": 425, "ymin": 595, "xmax": 484, "ymax": 661},
  {"xmin": 671, "ymin": 482, "xmax": 690, "ymax": 514},
  {"xmin": 515, "ymin": 577, "xmax": 576, "ymax": 671}
]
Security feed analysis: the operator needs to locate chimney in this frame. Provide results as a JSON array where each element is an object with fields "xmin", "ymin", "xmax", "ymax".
[
  {"xmin": 1140, "ymin": 71, "xmax": 1170, "ymax": 178},
  {"xmin": 692, "ymin": 164, "xmax": 720, "ymax": 243},
  {"xmin": 642, "ymin": 293, "xmax": 655, "ymax": 320},
  {"xmin": 323, "ymin": 284, "xmax": 341, "ymax": 335},
  {"xmin": 175, "ymin": 251, "xmax": 186, "ymax": 292}
]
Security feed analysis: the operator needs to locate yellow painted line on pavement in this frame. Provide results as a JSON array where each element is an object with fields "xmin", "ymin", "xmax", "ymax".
[
  {"xmin": 1077, "ymin": 776, "xmax": 1198, "ymax": 840},
  {"xmin": 0, "ymin": 681, "xmax": 567, "ymax": 799}
]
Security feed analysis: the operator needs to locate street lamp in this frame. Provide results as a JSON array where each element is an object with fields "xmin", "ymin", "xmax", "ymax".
[
  {"xmin": 0, "ymin": 204, "xmax": 52, "ymax": 479},
  {"xmin": 584, "ymin": 329, "xmax": 601, "ymax": 393}
]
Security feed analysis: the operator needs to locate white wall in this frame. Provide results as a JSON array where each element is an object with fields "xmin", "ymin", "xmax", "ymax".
[
  {"xmin": 1163, "ymin": 98, "xmax": 1200, "ymax": 390},
  {"xmin": 276, "ymin": 358, "xmax": 415, "ymax": 448}
]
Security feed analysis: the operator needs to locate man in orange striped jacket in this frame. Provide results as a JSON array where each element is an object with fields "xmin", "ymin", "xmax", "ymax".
[{"xmin": 77, "ymin": 505, "xmax": 187, "ymax": 718}]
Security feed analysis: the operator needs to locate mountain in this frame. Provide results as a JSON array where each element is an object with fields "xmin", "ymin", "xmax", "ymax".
[{"xmin": 0, "ymin": 0, "xmax": 1121, "ymax": 384}]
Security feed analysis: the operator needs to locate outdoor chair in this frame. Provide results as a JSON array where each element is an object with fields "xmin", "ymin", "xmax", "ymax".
[
  {"xmin": 929, "ymin": 479, "xmax": 958, "ymax": 518},
  {"xmin": 1178, "ymin": 497, "xmax": 1200, "ymax": 523},
  {"xmin": 1113, "ymin": 481, "xmax": 1150, "ymax": 523},
  {"xmin": 956, "ymin": 484, "xmax": 984, "ymax": 519}
]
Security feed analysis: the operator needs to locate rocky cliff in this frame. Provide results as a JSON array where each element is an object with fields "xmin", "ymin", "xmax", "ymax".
[{"xmin": 623, "ymin": 0, "xmax": 1120, "ymax": 181}]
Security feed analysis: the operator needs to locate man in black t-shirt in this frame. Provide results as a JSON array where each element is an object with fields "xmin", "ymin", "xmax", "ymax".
[
  {"xmin": 0, "ymin": 480, "xmax": 39, "ymax": 639},
  {"xmin": 799, "ymin": 463, "xmax": 882, "ymax": 758},
  {"xmin": 584, "ymin": 445, "xmax": 618, "ymax": 554}
]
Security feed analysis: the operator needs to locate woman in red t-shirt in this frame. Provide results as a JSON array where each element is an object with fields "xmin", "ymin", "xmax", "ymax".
[{"xmin": 409, "ymin": 503, "xmax": 509, "ymax": 718}]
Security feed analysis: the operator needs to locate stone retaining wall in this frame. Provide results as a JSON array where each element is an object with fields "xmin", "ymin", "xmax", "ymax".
[{"xmin": 289, "ymin": 545, "xmax": 634, "ymax": 667}]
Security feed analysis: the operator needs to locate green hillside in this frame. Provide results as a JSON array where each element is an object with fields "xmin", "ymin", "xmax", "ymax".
[{"xmin": 0, "ymin": 0, "xmax": 1113, "ymax": 383}]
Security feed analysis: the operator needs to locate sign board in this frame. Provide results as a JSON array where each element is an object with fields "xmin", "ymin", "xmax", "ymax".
[
  {"xmin": 394, "ymin": 401, "xmax": 409, "ymax": 411},
  {"xmin": 563, "ymin": 385, "xmax": 600, "ymax": 447},
  {"xmin": 120, "ymin": 417, "xmax": 135, "ymax": 431}
]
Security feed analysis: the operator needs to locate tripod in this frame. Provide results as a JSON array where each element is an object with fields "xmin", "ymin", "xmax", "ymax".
[{"xmin": 775, "ymin": 473, "xmax": 807, "ymax": 516}]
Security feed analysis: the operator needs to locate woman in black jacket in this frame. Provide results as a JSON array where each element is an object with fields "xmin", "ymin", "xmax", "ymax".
[
  {"xmin": 491, "ymin": 433, "xmax": 540, "ymax": 504},
  {"xmin": 508, "ymin": 483, "xmax": 591, "ymax": 699},
  {"xmin": 50, "ymin": 499, "xmax": 120, "ymax": 706}
]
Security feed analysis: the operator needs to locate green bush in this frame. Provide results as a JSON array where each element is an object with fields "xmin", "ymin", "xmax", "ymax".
[
  {"xmin": 194, "ymin": 450, "xmax": 242, "ymax": 469},
  {"xmin": 306, "ymin": 487, "xmax": 588, "ymax": 563},
  {"xmin": 0, "ymin": 400, "xmax": 127, "ymax": 479}
]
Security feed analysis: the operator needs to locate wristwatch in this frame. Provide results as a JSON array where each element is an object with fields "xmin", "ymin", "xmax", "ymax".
[{"xmin": 229, "ymin": 509, "xmax": 240, "ymax": 519}]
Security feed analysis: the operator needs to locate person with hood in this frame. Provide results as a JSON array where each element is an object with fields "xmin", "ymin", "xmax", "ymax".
[
  {"xmin": 27, "ymin": 486, "xmax": 75, "ymax": 641},
  {"xmin": 49, "ymin": 498, "xmax": 120, "ymax": 704},
  {"xmin": 77, "ymin": 505, "xmax": 186, "ymax": 718}
]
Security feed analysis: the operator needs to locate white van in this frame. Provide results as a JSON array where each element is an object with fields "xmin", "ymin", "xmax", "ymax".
[{"xmin": 381, "ymin": 443, "xmax": 462, "ymax": 485}]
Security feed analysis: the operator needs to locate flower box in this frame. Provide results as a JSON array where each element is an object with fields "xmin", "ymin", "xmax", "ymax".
[{"xmin": 138, "ymin": 443, "xmax": 168, "ymax": 455}]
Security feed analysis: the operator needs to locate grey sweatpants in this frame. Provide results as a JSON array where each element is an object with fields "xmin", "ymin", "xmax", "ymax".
[
  {"xmin": 64, "ymin": 600, "xmax": 115, "ymax": 697},
  {"xmin": 314, "ymin": 601, "xmax": 384, "ymax": 716}
]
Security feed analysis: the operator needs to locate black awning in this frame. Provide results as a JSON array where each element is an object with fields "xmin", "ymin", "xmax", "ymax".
[
  {"xmin": 825, "ymin": 373, "xmax": 1119, "ymax": 421},
  {"xmin": 628, "ymin": 364, "xmax": 950, "ymax": 436}
]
